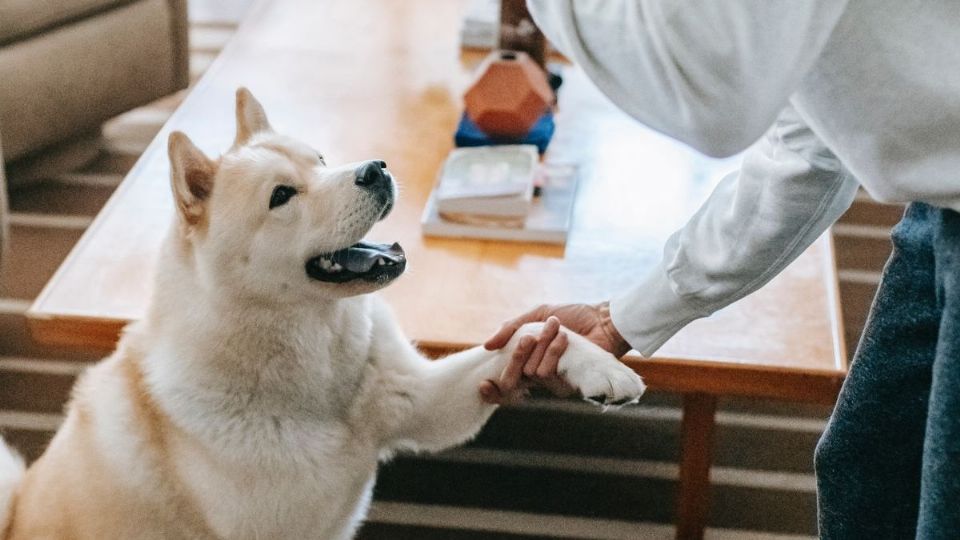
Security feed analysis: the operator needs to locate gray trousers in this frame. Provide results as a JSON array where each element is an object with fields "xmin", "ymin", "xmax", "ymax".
[{"xmin": 816, "ymin": 202, "xmax": 960, "ymax": 539}]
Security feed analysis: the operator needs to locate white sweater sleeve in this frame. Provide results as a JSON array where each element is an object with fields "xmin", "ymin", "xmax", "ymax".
[
  {"xmin": 527, "ymin": 0, "xmax": 848, "ymax": 157},
  {"xmin": 608, "ymin": 106, "xmax": 859, "ymax": 356}
]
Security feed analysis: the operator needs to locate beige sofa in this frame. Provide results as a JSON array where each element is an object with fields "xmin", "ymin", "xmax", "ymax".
[
  {"xmin": 0, "ymin": 133, "xmax": 6, "ymax": 261},
  {"xmin": 0, "ymin": 0, "xmax": 189, "ymax": 259}
]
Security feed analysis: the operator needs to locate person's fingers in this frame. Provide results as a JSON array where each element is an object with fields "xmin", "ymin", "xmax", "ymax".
[
  {"xmin": 483, "ymin": 320, "xmax": 521, "ymax": 351},
  {"xmin": 484, "ymin": 306, "xmax": 549, "ymax": 350},
  {"xmin": 478, "ymin": 380, "xmax": 502, "ymax": 404},
  {"xmin": 536, "ymin": 330, "xmax": 568, "ymax": 379},
  {"xmin": 500, "ymin": 335, "xmax": 536, "ymax": 391},
  {"xmin": 523, "ymin": 317, "xmax": 559, "ymax": 377}
]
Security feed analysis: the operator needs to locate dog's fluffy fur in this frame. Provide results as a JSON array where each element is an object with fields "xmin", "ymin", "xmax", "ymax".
[{"xmin": 0, "ymin": 89, "xmax": 644, "ymax": 540}]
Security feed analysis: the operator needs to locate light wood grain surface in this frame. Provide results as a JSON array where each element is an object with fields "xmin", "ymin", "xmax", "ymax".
[{"xmin": 28, "ymin": 0, "xmax": 846, "ymax": 402}]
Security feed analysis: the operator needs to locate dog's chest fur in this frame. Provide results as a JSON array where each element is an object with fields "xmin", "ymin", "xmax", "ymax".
[{"xmin": 134, "ymin": 296, "xmax": 388, "ymax": 539}]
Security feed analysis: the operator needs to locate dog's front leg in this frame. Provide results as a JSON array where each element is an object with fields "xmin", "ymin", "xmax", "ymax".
[
  {"xmin": 378, "ymin": 344, "xmax": 508, "ymax": 454},
  {"xmin": 376, "ymin": 321, "xmax": 644, "ymax": 455}
]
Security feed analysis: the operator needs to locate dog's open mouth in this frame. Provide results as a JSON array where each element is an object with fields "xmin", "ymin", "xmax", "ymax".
[{"xmin": 306, "ymin": 241, "xmax": 406, "ymax": 283}]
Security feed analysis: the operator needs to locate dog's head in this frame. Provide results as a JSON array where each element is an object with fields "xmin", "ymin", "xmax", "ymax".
[{"xmin": 166, "ymin": 88, "xmax": 405, "ymax": 302}]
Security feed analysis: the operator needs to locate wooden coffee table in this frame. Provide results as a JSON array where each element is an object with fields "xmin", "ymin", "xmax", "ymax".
[{"xmin": 27, "ymin": 0, "xmax": 846, "ymax": 537}]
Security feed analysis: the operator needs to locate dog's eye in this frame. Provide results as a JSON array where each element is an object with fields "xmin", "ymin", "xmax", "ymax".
[{"xmin": 269, "ymin": 185, "xmax": 298, "ymax": 209}]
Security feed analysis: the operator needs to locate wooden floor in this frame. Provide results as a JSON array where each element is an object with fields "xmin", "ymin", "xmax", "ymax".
[{"xmin": 0, "ymin": 1, "xmax": 902, "ymax": 537}]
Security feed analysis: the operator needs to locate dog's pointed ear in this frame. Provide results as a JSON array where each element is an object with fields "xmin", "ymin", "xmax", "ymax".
[
  {"xmin": 234, "ymin": 87, "xmax": 272, "ymax": 146},
  {"xmin": 168, "ymin": 130, "xmax": 216, "ymax": 225}
]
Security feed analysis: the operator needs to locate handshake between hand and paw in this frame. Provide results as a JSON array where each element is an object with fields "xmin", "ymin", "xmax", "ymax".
[{"xmin": 479, "ymin": 302, "xmax": 632, "ymax": 405}]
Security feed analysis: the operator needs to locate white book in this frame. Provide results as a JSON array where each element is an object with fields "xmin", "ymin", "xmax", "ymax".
[
  {"xmin": 435, "ymin": 145, "xmax": 539, "ymax": 218},
  {"xmin": 421, "ymin": 163, "xmax": 579, "ymax": 245}
]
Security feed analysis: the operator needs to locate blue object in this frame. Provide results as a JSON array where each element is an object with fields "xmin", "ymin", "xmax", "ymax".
[
  {"xmin": 815, "ymin": 202, "xmax": 960, "ymax": 538},
  {"xmin": 454, "ymin": 110, "xmax": 555, "ymax": 154}
]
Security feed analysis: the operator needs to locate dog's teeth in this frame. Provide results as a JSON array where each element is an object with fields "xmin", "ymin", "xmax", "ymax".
[
  {"xmin": 377, "ymin": 258, "xmax": 385, "ymax": 266},
  {"xmin": 331, "ymin": 263, "xmax": 342, "ymax": 272}
]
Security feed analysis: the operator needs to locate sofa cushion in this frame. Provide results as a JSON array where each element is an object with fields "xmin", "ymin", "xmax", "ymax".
[
  {"xmin": 0, "ymin": 0, "xmax": 187, "ymax": 165},
  {"xmin": 0, "ymin": 0, "xmax": 135, "ymax": 45}
]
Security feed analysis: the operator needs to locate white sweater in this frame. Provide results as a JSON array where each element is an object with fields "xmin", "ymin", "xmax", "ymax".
[{"xmin": 527, "ymin": 0, "xmax": 960, "ymax": 356}]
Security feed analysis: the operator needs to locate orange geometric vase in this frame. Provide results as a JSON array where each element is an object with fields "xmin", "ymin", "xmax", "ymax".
[{"xmin": 463, "ymin": 50, "xmax": 554, "ymax": 139}]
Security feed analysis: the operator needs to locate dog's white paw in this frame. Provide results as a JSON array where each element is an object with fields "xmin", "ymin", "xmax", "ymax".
[{"xmin": 558, "ymin": 336, "xmax": 645, "ymax": 409}]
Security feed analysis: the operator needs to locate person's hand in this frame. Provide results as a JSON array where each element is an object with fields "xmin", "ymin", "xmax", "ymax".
[{"xmin": 478, "ymin": 302, "xmax": 632, "ymax": 404}]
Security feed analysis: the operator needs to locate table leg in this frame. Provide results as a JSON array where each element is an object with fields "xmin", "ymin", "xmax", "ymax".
[{"xmin": 675, "ymin": 393, "xmax": 718, "ymax": 540}]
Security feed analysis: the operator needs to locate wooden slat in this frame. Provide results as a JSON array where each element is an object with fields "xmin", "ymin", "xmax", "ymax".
[
  {"xmin": 838, "ymin": 279, "xmax": 879, "ymax": 359},
  {"xmin": 7, "ymin": 183, "xmax": 116, "ymax": 216},
  {"xmin": 0, "ymin": 429, "xmax": 54, "ymax": 463},
  {"xmin": 0, "ymin": 370, "xmax": 77, "ymax": 412},
  {"xmin": 837, "ymin": 197, "xmax": 904, "ymax": 227},
  {"xmin": 833, "ymin": 232, "xmax": 892, "ymax": 272},
  {"xmin": 357, "ymin": 523, "xmax": 555, "ymax": 540},
  {"xmin": 0, "ymin": 225, "xmax": 84, "ymax": 300},
  {"xmin": 373, "ymin": 456, "xmax": 817, "ymax": 535}
]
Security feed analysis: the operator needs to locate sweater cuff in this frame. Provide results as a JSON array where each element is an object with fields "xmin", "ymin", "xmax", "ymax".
[{"xmin": 608, "ymin": 262, "xmax": 706, "ymax": 358}]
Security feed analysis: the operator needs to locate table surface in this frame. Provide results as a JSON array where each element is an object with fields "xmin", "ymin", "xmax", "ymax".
[{"xmin": 28, "ymin": 0, "xmax": 846, "ymax": 403}]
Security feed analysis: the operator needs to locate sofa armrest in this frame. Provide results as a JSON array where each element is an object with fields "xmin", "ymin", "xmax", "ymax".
[{"xmin": 0, "ymin": 0, "xmax": 193, "ymax": 163}]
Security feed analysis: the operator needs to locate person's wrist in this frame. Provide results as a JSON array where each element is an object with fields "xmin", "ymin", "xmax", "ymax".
[{"xmin": 596, "ymin": 301, "xmax": 631, "ymax": 358}]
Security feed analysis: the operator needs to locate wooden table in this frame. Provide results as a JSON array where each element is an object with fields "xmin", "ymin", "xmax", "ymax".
[{"xmin": 27, "ymin": 0, "xmax": 846, "ymax": 537}]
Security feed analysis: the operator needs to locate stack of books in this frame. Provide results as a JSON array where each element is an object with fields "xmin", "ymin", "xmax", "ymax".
[{"xmin": 421, "ymin": 145, "xmax": 579, "ymax": 244}]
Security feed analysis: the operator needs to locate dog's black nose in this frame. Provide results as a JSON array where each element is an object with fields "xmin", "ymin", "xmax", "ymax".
[{"xmin": 355, "ymin": 160, "xmax": 389, "ymax": 189}]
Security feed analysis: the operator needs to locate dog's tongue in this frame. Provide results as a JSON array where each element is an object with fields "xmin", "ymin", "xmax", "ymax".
[{"xmin": 332, "ymin": 241, "xmax": 404, "ymax": 273}]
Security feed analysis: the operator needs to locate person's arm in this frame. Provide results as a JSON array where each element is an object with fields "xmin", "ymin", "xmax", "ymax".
[
  {"xmin": 482, "ymin": 106, "xmax": 859, "ymax": 403},
  {"xmin": 610, "ymin": 105, "xmax": 858, "ymax": 356},
  {"xmin": 527, "ymin": 0, "xmax": 848, "ymax": 157}
]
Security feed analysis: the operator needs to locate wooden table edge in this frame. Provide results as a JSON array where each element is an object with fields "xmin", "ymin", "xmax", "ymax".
[
  {"xmin": 418, "ymin": 343, "xmax": 846, "ymax": 405},
  {"xmin": 25, "ymin": 314, "xmax": 846, "ymax": 405},
  {"xmin": 26, "ymin": 310, "xmax": 124, "ymax": 354}
]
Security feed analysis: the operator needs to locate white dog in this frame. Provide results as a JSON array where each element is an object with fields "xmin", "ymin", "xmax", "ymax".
[{"xmin": 0, "ymin": 89, "xmax": 644, "ymax": 540}]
